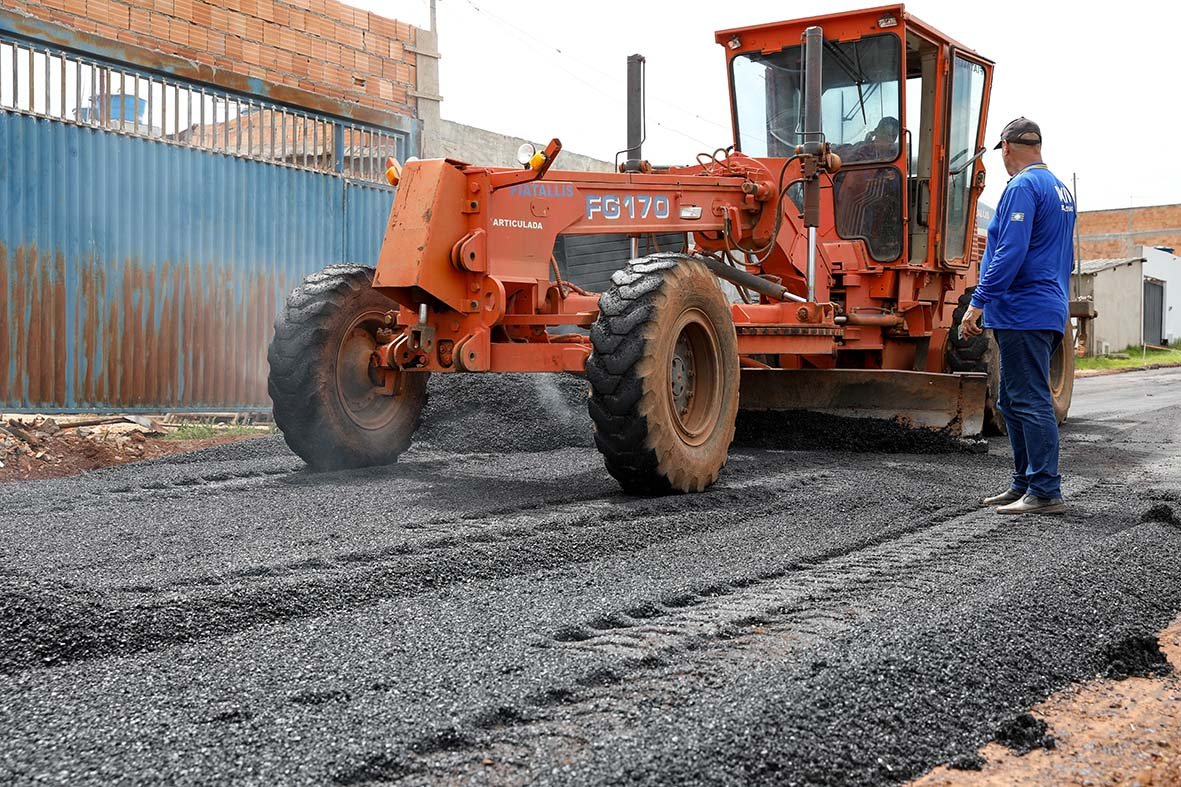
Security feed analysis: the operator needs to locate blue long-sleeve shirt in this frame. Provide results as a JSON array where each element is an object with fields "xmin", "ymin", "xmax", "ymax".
[{"xmin": 970, "ymin": 164, "xmax": 1076, "ymax": 333}]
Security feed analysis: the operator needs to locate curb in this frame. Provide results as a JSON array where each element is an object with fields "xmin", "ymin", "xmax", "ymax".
[{"xmin": 1075, "ymin": 361, "xmax": 1181, "ymax": 378}]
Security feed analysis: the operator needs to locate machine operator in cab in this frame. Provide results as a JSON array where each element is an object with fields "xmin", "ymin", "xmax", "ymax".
[{"xmin": 960, "ymin": 118, "xmax": 1076, "ymax": 515}]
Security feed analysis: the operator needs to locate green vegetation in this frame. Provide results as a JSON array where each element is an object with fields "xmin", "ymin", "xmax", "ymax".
[
  {"xmin": 163, "ymin": 423, "xmax": 271, "ymax": 440},
  {"xmin": 1076, "ymin": 345, "xmax": 1181, "ymax": 371}
]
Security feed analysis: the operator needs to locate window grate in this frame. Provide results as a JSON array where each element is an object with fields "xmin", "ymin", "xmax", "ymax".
[{"xmin": 0, "ymin": 34, "xmax": 405, "ymax": 186}]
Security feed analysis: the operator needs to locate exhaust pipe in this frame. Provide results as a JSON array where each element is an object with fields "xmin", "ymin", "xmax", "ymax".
[
  {"xmin": 802, "ymin": 26, "xmax": 823, "ymax": 303},
  {"xmin": 624, "ymin": 53, "xmax": 645, "ymax": 170},
  {"xmin": 624, "ymin": 53, "xmax": 645, "ymax": 258}
]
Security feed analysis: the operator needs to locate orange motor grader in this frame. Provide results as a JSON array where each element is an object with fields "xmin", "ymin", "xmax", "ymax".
[{"xmin": 267, "ymin": 4, "xmax": 1074, "ymax": 493}]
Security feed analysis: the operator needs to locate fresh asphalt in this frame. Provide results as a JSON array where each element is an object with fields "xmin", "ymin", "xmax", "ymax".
[{"xmin": 2, "ymin": 368, "xmax": 1180, "ymax": 786}]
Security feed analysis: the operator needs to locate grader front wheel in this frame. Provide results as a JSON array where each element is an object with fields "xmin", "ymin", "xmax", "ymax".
[
  {"xmin": 267, "ymin": 264, "xmax": 428, "ymax": 471},
  {"xmin": 587, "ymin": 255, "xmax": 740, "ymax": 494}
]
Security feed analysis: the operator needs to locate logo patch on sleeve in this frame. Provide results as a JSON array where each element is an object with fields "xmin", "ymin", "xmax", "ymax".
[{"xmin": 1010, "ymin": 212, "xmax": 1025, "ymax": 221}]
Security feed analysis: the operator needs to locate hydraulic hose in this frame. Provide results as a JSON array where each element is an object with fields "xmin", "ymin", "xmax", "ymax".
[{"xmin": 699, "ymin": 255, "xmax": 805, "ymax": 303}]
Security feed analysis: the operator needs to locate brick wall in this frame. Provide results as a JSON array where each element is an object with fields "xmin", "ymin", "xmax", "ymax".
[
  {"xmin": 10, "ymin": 0, "xmax": 418, "ymax": 119},
  {"xmin": 1079, "ymin": 203, "xmax": 1181, "ymax": 259}
]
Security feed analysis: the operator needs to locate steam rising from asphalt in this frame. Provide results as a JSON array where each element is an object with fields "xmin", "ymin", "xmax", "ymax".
[
  {"xmin": 415, "ymin": 373, "xmax": 594, "ymax": 453},
  {"xmin": 530, "ymin": 375, "xmax": 578, "ymax": 423}
]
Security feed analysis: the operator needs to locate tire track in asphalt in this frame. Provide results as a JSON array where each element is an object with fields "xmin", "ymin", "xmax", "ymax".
[
  {"xmin": 0, "ymin": 479, "xmax": 814, "ymax": 674},
  {"xmin": 549, "ymin": 504, "xmax": 1030, "ymax": 661},
  {"xmin": 321, "ymin": 486, "xmax": 1086, "ymax": 779},
  {"xmin": 331, "ymin": 479, "xmax": 1128, "ymax": 784}
]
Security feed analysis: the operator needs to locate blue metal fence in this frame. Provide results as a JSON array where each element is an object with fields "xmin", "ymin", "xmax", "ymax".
[
  {"xmin": 344, "ymin": 180, "xmax": 397, "ymax": 264},
  {"xmin": 0, "ymin": 29, "xmax": 406, "ymax": 412}
]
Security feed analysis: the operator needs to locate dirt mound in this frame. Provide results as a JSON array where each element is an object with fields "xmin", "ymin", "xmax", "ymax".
[
  {"xmin": 1103, "ymin": 634, "xmax": 1173, "ymax": 680},
  {"xmin": 414, "ymin": 373, "xmax": 594, "ymax": 453},
  {"xmin": 1, "ymin": 416, "xmax": 156, "ymax": 481},
  {"xmin": 995, "ymin": 713, "xmax": 1056, "ymax": 754},
  {"xmin": 1, "ymin": 416, "xmax": 272, "ymax": 482}
]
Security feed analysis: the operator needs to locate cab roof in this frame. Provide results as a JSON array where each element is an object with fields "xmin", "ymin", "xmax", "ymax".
[{"xmin": 714, "ymin": 4, "xmax": 991, "ymax": 63}]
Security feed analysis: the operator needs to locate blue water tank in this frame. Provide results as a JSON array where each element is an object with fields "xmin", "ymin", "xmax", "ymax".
[
  {"xmin": 75, "ymin": 93, "xmax": 146, "ymax": 123},
  {"xmin": 107, "ymin": 94, "xmax": 147, "ymax": 122}
]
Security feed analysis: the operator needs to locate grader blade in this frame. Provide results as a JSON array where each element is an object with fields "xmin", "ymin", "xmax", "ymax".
[{"xmin": 738, "ymin": 369, "xmax": 989, "ymax": 437}]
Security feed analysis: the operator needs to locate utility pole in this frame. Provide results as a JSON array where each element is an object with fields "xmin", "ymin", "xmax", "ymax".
[{"xmin": 1072, "ymin": 172, "xmax": 1081, "ymax": 298}]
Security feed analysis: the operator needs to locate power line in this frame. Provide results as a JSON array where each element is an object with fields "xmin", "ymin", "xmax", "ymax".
[
  {"xmin": 445, "ymin": 0, "xmax": 726, "ymax": 150},
  {"xmin": 453, "ymin": 0, "xmax": 730, "ymax": 131}
]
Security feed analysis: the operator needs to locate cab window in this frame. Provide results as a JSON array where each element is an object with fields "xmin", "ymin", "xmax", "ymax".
[
  {"xmin": 732, "ymin": 34, "xmax": 904, "ymax": 260},
  {"xmin": 732, "ymin": 34, "xmax": 902, "ymax": 163},
  {"xmin": 834, "ymin": 167, "xmax": 903, "ymax": 261},
  {"xmin": 944, "ymin": 56, "xmax": 987, "ymax": 261}
]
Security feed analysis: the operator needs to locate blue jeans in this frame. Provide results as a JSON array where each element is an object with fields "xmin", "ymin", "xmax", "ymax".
[{"xmin": 994, "ymin": 329, "xmax": 1062, "ymax": 499}]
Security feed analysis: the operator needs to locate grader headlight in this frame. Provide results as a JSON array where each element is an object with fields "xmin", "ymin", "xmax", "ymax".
[
  {"xmin": 516, "ymin": 142, "xmax": 547, "ymax": 170},
  {"xmin": 516, "ymin": 142, "xmax": 537, "ymax": 167}
]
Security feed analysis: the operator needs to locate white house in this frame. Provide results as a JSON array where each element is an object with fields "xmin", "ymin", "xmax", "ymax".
[
  {"xmin": 1077, "ymin": 257, "xmax": 1144, "ymax": 355},
  {"xmin": 1141, "ymin": 245, "xmax": 1180, "ymax": 346},
  {"xmin": 1075, "ymin": 246, "xmax": 1181, "ymax": 354}
]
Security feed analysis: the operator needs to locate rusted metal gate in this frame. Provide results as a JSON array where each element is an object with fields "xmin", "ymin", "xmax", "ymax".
[{"xmin": 0, "ymin": 17, "xmax": 414, "ymax": 412}]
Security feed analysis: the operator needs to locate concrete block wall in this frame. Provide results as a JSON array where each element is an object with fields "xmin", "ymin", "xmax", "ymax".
[
  {"xmin": 436, "ymin": 119, "xmax": 612, "ymax": 172},
  {"xmin": 10, "ymin": 0, "xmax": 418, "ymax": 119},
  {"xmin": 1078, "ymin": 203, "xmax": 1181, "ymax": 259}
]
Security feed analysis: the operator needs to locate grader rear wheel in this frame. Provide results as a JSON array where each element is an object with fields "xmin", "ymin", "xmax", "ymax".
[
  {"xmin": 946, "ymin": 289, "xmax": 1004, "ymax": 434},
  {"xmin": 267, "ymin": 264, "xmax": 428, "ymax": 471},
  {"xmin": 587, "ymin": 255, "xmax": 740, "ymax": 494},
  {"xmin": 945, "ymin": 289, "xmax": 1075, "ymax": 434},
  {"xmin": 1049, "ymin": 318, "xmax": 1075, "ymax": 424}
]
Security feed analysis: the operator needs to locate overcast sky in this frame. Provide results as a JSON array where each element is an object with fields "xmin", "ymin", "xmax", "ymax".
[{"xmin": 357, "ymin": 0, "xmax": 1180, "ymax": 212}]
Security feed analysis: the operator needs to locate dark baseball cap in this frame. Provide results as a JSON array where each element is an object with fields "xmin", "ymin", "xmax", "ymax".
[{"xmin": 994, "ymin": 117, "xmax": 1042, "ymax": 149}]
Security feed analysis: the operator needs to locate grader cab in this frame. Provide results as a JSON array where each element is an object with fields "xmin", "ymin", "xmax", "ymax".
[{"xmin": 267, "ymin": 5, "xmax": 1074, "ymax": 493}]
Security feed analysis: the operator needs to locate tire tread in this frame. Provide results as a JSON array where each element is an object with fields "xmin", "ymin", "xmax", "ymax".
[{"xmin": 267, "ymin": 264, "xmax": 426, "ymax": 470}]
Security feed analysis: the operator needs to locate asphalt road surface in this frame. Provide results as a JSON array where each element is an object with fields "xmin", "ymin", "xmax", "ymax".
[{"xmin": 2, "ymin": 368, "xmax": 1180, "ymax": 786}]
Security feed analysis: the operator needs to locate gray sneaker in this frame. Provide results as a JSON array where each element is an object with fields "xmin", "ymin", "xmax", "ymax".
[
  {"xmin": 997, "ymin": 494, "xmax": 1066, "ymax": 515},
  {"xmin": 982, "ymin": 488, "xmax": 1024, "ymax": 506}
]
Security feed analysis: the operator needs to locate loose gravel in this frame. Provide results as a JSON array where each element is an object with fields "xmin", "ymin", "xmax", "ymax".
[
  {"xmin": 995, "ymin": 714, "xmax": 1056, "ymax": 755},
  {"xmin": 414, "ymin": 372, "xmax": 981, "ymax": 456},
  {"xmin": 1102, "ymin": 634, "xmax": 1173, "ymax": 680},
  {"xmin": 414, "ymin": 373, "xmax": 593, "ymax": 453},
  {"xmin": 1, "ymin": 369, "xmax": 1180, "ymax": 785}
]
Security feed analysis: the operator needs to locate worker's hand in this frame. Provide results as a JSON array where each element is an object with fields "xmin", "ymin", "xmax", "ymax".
[{"xmin": 960, "ymin": 305, "xmax": 984, "ymax": 339}]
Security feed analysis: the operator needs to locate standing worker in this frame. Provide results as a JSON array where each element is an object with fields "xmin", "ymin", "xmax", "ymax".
[{"xmin": 960, "ymin": 118, "xmax": 1075, "ymax": 515}]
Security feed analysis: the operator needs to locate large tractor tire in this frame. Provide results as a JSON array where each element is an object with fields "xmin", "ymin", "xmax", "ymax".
[
  {"xmin": 587, "ymin": 255, "xmax": 740, "ymax": 494},
  {"xmin": 267, "ymin": 264, "xmax": 428, "ymax": 471},
  {"xmin": 1049, "ymin": 318, "xmax": 1075, "ymax": 425},
  {"xmin": 945, "ymin": 289, "xmax": 1074, "ymax": 435},
  {"xmin": 946, "ymin": 290, "xmax": 1004, "ymax": 435}
]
